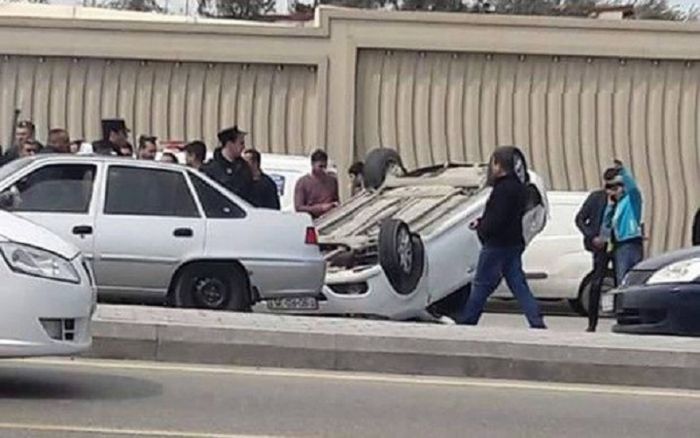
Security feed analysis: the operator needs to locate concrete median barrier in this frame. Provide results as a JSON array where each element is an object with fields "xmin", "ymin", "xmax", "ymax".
[{"xmin": 87, "ymin": 305, "xmax": 700, "ymax": 390}]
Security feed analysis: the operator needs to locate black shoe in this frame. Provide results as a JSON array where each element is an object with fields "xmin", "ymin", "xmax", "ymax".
[{"xmin": 586, "ymin": 327, "xmax": 596, "ymax": 333}]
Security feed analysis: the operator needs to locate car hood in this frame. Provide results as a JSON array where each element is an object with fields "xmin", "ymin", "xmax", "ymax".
[
  {"xmin": 635, "ymin": 247, "xmax": 700, "ymax": 271},
  {"xmin": 0, "ymin": 210, "xmax": 80, "ymax": 259}
]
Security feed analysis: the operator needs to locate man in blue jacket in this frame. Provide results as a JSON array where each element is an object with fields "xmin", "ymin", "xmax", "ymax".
[{"xmin": 604, "ymin": 161, "xmax": 644, "ymax": 285}]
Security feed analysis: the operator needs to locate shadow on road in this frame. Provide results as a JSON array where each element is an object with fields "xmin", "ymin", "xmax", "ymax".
[{"xmin": 0, "ymin": 365, "xmax": 162, "ymax": 401}]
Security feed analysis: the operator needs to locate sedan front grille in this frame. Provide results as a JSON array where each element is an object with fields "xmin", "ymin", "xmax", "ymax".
[
  {"xmin": 616, "ymin": 308, "xmax": 667, "ymax": 326},
  {"xmin": 616, "ymin": 309, "xmax": 641, "ymax": 325},
  {"xmin": 40, "ymin": 318, "xmax": 77, "ymax": 342}
]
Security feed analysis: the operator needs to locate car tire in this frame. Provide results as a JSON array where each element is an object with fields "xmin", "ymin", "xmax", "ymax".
[
  {"xmin": 363, "ymin": 148, "xmax": 406, "ymax": 190},
  {"xmin": 570, "ymin": 271, "xmax": 615, "ymax": 317},
  {"xmin": 379, "ymin": 219, "xmax": 424, "ymax": 296},
  {"xmin": 172, "ymin": 263, "xmax": 250, "ymax": 311}
]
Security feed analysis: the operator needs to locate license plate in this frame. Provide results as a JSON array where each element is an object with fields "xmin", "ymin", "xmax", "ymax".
[
  {"xmin": 267, "ymin": 297, "xmax": 319, "ymax": 311},
  {"xmin": 601, "ymin": 294, "xmax": 615, "ymax": 313}
]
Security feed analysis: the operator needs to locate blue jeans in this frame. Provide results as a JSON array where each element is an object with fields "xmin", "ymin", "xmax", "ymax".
[
  {"xmin": 456, "ymin": 245, "xmax": 546, "ymax": 329},
  {"xmin": 614, "ymin": 240, "xmax": 643, "ymax": 285}
]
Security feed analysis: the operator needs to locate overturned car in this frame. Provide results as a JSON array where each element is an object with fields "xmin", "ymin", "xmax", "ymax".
[{"xmin": 270, "ymin": 147, "xmax": 548, "ymax": 320}]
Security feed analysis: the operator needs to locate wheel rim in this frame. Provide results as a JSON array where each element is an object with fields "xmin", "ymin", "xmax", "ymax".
[
  {"xmin": 397, "ymin": 227, "xmax": 413, "ymax": 275},
  {"xmin": 192, "ymin": 276, "xmax": 228, "ymax": 309},
  {"xmin": 386, "ymin": 161, "xmax": 404, "ymax": 178}
]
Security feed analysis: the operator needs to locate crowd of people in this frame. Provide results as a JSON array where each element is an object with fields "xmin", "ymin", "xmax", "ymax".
[{"xmin": 0, "ymin": 118, "xmax": 346, "ymax": 216}]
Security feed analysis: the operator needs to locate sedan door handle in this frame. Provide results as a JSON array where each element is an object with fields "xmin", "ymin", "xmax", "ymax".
[
  {"xmin": 173, "ymin": 228, "xmax": 193, "ymax": 238},
  {"xmin": 72, "ymin": 225, "xmax": 93, "ymax": 235}
]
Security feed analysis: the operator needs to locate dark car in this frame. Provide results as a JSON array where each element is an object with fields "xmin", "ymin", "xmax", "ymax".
[{"xmin": 610, "ymin": 247, "xmax": 700, "ymax": 336}]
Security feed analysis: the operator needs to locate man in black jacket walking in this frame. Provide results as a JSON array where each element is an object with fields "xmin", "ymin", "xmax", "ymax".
[
  {"xmin": 575, "ymin": 167, "xmax": 620, "ymax": 332},
  {"xmin": 455, "ymin": 147, "xmax": 546, "ymax": 329},
  {"xmin": 201, "ymin": 126, "xmax": 254, "ymax": 205}
]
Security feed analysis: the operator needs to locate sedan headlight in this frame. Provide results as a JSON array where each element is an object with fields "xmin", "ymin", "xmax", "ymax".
[
  {"xmin": 0, "ymin": 242, "xmax": 80, "ymax": 284},
  {"xmin": 647, "ymin": 258, "xmax": 700, "ymax": 286}
]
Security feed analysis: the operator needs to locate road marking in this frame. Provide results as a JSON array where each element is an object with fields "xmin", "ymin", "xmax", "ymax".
[
  {"xmin": 0, "ymin": 422, "xmax": 284, "ymax": 438},
  {"xmin": 11, "ymin": 357, "xmax": 700, "ymax": 400}
]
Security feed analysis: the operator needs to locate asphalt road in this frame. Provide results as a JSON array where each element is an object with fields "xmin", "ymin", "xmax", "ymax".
[{"xmin": 0, "ymin": 358, "xmax": 698, "ymax": 438}]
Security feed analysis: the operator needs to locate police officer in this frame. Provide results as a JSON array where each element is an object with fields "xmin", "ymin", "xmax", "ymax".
[
  {"xmin": 92, "ymin": 119, "xmax": 131, "ymax": 156},
  {"xmin": 201, "ymin": 126, "xmax": 254, "ymax": 204}
]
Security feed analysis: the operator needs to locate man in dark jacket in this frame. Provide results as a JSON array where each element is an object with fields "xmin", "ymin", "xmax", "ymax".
[
  {"xmin": 201, "ymin": 126, "xmax": 254, "ymax": 204},
  {"xmin": 38, "ymin": 129, "xmax": 71, "ymax": 154},
  {"xmin": 92, "ymin": 119, "xmax": 130, "ymax": 156},
  {"xmin": 455, "ymin": 146, "xmax": 546, "ymax": 329},
  {"xmin": 2, "ymin": 120, "xmax": 41, "ymax": 164},
  {"xmin": 693, "ymin": 208, "xmax": 700, "ymax": 246},
  {"xmin": 243, "ymin": 149, "xmax": 280, "ymax": 210},
  {"xmin": 575, "ymin": 167, "xmax": 620, "ymax": 332}
]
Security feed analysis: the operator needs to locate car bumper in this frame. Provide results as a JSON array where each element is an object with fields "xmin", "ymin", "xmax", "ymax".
[
  {"xmin": 245, "ymin": 257, "xmax": 326, "ymax": 299},
  {"xmin": 612, "ymin": 283, "xmax": 700, "ymax": 336},
  {"xmin": 0, "ymin": 259, "xmax": 95, "ymax": 358},
  {"xmin": 263, "ymin": 265, "xmax": 429, "ymax": 320}
]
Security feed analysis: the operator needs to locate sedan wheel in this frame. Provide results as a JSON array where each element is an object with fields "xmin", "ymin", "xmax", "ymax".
[
  {"xmin": 172, "ymin": 263, "xmax": 249, "ymax": 311},
  {"xmin": 379, "ymin": 219, "xmax": 425, "ymax": 296},
  {"xmin": 192, "ymin": 276, "xmax": 228, "ymax": 309}
]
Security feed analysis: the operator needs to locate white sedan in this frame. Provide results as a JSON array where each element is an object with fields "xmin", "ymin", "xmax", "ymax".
[
  {"xmin": 0, "ymin": 210, "xmax": 94, "ymax": 357},
  {"xmin": 0, "ymin": 155, "xmax": 325, "ymax": 311}
]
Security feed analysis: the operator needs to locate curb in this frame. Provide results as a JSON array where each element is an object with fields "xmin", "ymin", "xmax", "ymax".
[{"xmin": 85, "ymin": 307, "xmax": 700, "ymax": 390}]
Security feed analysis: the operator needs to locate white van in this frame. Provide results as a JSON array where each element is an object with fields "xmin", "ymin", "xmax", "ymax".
[
  {"xmin": 494, "ymin": 191, "xmax": 604, "ymax": 314},
  {"xmin": 156, "ymin": 148, "xmax": 334, "ymax": 212}
]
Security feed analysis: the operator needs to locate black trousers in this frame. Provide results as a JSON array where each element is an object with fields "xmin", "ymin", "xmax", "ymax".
[{"xmin": 588, "ymin": 252, "xmax": 614, "ymax": 330}]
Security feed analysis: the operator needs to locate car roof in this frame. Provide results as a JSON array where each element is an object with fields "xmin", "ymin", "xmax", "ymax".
[{"xmin": 21, "ymin": 153, "xmax": 188, "ymax": 170}]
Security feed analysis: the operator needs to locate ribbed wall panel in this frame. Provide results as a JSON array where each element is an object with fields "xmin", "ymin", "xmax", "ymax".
[
  {"xmin": 355, "ymin": 50, "xmax": 700, "ymax": 253},
  {"xmin": 0, "ymin": 56, "xmax": 318, "ymax": 155}
]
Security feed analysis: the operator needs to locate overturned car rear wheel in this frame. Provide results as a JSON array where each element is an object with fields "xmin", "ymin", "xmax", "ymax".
[
  {"xmin": 363, "ymin": 148, "xmax": 406, "ymax": 190},
  {"xmin": 379, "ymin": 219, "xmax": 424, "ymax": 295}
]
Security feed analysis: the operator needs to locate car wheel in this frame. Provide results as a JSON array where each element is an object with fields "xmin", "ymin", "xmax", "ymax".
[
  {"xmin": 570, "ymin": 271, "xmax": 615, "ymax": 317},
  {"xmin": 379, "ymin": 219, "xmax": 424, "ymax": 296},
  {"xmin": 173, "ymin": 263, "xmax": 249, "ymax": 311},
  {"xmin": 363, "ymin": 148, "xmax": 406, "ymax": 190}
]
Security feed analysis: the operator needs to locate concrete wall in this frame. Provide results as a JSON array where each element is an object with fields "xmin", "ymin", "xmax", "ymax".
[
  {"xmin": 355, "ymin": 50, "xmax": 700, "ymax": 254},
  {"xmin": 0, "ymin": 56, "xmax": 318, "ymax": 156},
  {"xmin": 0, "ymin": 4, "xmax": 698, "ymax": 252}
]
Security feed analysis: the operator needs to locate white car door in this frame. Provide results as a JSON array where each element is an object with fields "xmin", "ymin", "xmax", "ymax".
[
  {"xmin": 92, "ymin": 164, "xmax": 205, "ymax": 298},
  {"xmin": 0, "ymin": 162, "xmax": 99, "ymax": 264}
]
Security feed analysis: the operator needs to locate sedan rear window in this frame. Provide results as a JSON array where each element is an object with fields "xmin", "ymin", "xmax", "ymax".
[{"xmin": 189, "ymin": 173, "xmax": 245, "ymax": 219}]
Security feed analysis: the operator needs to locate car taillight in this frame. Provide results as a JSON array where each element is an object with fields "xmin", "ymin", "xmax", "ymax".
[{"xmin": 305, "ymin": 227, "xmax": 318, "ymax": 245}]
